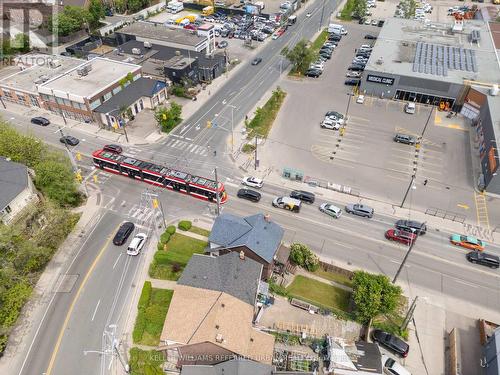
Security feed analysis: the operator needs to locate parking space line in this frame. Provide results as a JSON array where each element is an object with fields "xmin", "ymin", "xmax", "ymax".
[{"xmin": 474, "ymin": 192, "xmax": 490, "ymax": 230}]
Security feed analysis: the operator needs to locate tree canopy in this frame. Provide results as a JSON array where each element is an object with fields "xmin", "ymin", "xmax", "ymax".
[
  {"xmin": 281, "ymin": 40, "xmax": 314, "ymax": 75},
  {"xmin": 290, "ymin": 243, "xmax": 320, "ymax": 272},
  {"xmin": 154, "ymin": 102, "xmax": 183, "ymax": 133}
]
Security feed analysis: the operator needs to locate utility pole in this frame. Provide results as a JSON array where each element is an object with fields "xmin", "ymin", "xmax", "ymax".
[
  {"xmin": 400, "ymin": 174, "xmax": 416, "ymax": 208},
  {"xmin": 57, "ymin": 125, "xmax": 77, "ymax": 171},
  {"xmin": 0, "ymin": 95, "xmax": 6, "ymax": 109},
  {"xmin": 319, "ymin": 0, "xmax": 326, "ymax": 31},
  {"xmin": 228, "ymin": 104, "xmax": 237, "ymax": 154},
  {"xmin": 214, "ymin": 167, "xmax": 221, "ymax": 217},
  {"xmin": 401, "ymin": 296, "xmax": 418, "ymax": 331},
  {"xmin": 51, "ymin": 89, "xmax": 67, "ymax": 125},
  {"xmin": 254, "ymin": 135, "xmax": 258, "ymax": 170},
  {"xmin": 421, "ymin": 105, "xmax": 434, "ymax": 138},
  {"xmin": 392, "ymin": 222, "xmax": 426, "ymax": 284}
]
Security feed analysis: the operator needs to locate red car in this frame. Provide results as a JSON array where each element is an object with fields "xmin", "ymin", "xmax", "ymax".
[{"xmin": 385, "ymin": 229, "xmax": 417, "ymax": 245}]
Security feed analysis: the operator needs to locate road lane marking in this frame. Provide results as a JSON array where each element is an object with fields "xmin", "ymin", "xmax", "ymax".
[
  {"xmin": 91, "ymin": 300, "xmax": 101, "ymax": 322},
  {"xmin": 112, "ymin": 253, "xmax": 122, "ymax": 269},
  {"xmin": 45, "ymin": 224, "xmax": 119, "ymax": 375},
  {"xmin": 474, "ymin": 192, "xmax": 490, "ymax": 230}
]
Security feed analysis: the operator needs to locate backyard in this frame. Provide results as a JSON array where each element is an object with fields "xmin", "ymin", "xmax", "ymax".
[{"xmin": 149, "ymin": 233, "xmax": 207, "ymax": 280}]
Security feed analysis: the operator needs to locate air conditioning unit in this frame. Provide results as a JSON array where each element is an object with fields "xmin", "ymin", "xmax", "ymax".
[
  {"xmin": 132, "ymin": 48, "xmax": 142, "ymax": 55},
  {"xmin": 77, "ymin": 67, "xmax": 88, "ymax": 76},
  {"xmin": 144, "ymin": 41, "xmax": 152, "ymax": 48},
  {"xmin": 49, "ymin": 59, "xmax": 61, "ymax": 68}
]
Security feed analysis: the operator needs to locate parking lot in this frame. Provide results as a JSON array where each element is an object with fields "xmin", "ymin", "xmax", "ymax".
[{"xmin": 259, "ymin": 21, "xmax": 477, "ymax": 218}]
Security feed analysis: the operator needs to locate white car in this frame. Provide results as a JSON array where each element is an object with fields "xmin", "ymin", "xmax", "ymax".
[
  {"xmin": 127, "ymin": 233, "xmax": 147, "ymax": 256},
  {"xmin": 382, "ymin": 355, "xmax": 411, "ymax": 375},
  {"xmin": 356, "ymin": 95, "xmax": 365, "ymax": 104},
  {"xmin": 242, "ymin": 176, "xmax": 263, "ymax": 188},
  {"xmin": 320, "ymin": 118, "xmax": 341, "ymax": 130},
  {"xmin": 319, "ymin": 203, "xmax": 342, "ymax": 218},
  {"xmin": 346, "ymin": 71, "xmax": 361, "ymax": 78}
]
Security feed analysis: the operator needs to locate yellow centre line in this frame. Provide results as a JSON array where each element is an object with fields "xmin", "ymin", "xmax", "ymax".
[{"xmin": 45, "ymin": 224, "xmax": 119, "ymax": 375}]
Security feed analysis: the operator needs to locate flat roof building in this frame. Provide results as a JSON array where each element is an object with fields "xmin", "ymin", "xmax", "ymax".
[{"xmin": 361, "ymin": 17, "xmax": 500, "ymax": 108}]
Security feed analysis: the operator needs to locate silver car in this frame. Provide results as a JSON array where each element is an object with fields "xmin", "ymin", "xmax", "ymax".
[{"xmin": 345, "ymin": 203, "xmax": 373, "ymax": 218}]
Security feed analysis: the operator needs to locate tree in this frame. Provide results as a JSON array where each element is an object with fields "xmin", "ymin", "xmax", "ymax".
[
  {"xmin": 290, "ymin": 243, "xmax": 319, "ymax": 272},
  {"xmin": 351, "ymin": 271, "xmax": 402, "ymax": 325},
  {"xmin": 114, "ymin": 0, "xmax": 127, "ymax": 13},
  {"xmin": 281, "ymin": 39, "xmax": 314, "ymax": 75},
  {"xmin": 154, "ymin": 102, "xmax": 183, "ymax": 133},
  {"xmin": 88, "ymin": 0, "xmax": 105, "ymax": 28},
  {"xmin": 48, "ymin": 6, "xmax": 91, "ymax": 36},
  {"xmin": 352, "ymin": 0, "xmax": 367, "ymax": 20}
]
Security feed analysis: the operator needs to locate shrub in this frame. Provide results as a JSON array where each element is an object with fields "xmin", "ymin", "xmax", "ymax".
[
  {"xmin": 138, "ymin": 281, "xmax": 152, "ymax": 311},
  {"xmin": 132, "ymin": 313, "xmax": 146, "ymax": 343},
  {"xmin": 269, "ymin": 281, "xmax": 288, "ymax": 296},
  {"xmin": 166, "ymin": 225, "xmax": 176, "ymax": 235},
  {"xmin": 290, "ymin": 243, "xmax": 320, "ymax": 271},
  {"xmin": 242, "ymin": 143, "xmax": 256, "ymax": 153},
  {"xmin": 154, "ymin": 252, "xmax": 171, "ymax": 265},
  {"xmin": 171, "ymin": 262, "xmax": 182, "ymax": 273},
  {"xmin": 178, "ymin": 220, "xmax": 192, "ymax": 231},
  {"xmin": 157, "ymin": 242, "xmax": 165, "ymax": 251},
  {"xmin": 0, "ymin": 281, "xmax": 32, "ymax": 328},
  {"xmin": 160, "ymin": 232, "xmax": 170, "ymax": 244}
]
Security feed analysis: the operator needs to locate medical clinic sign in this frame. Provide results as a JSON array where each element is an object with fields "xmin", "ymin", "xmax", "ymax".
[{"xmin": 367, "ymin": 74, "xmax": 395, "ymax": 85}]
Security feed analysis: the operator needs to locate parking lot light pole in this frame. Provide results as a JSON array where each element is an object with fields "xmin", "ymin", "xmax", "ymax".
[{"xmin": 400, "ymin": 174, "xmax": 416, "ymax": 208}]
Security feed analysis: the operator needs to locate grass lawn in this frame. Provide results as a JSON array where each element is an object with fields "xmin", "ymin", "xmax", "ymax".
[
  {"xmin": 310, "ymin": 29, "xmax": 329, "ymax": 53},
  {"xmin": 188, "ymin": 226, "xmax": 210, "ymax": 237},
  {"xmin": 133, "ymin": 284, "xmax": 174, "ymax": 346},
  {"xmin": 149, "ymin": 233, "xmax": 207, "ymax": 280},
  {"xmin": 340, "ymin": 0, "xmax": 355, "ymax": 20},
  {"xmin": 287, "ymin": 275, "xmax": 351, "ymax": 312},
  {"xmin": 247, "ymin": 87, "xmax": 286, "ymax": 138},
  {"xmin": 313, "ymin": 268, "xmax": 353, "ymax": 288},
  {"xmin": 129, "ymin": 348, "xmax": 164, "ymax": 375},
  {"xmin": 373, "ymin": 295, "xmax": 409, "ymax": 339}
]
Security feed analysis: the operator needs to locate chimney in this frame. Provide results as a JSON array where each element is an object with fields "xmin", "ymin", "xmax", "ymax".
[
  {"xmin": 215, "ymin": 333, "xmax": 224, "ymax": 343},
  {"xmin": 239, "ymin": 251, "xmax": 245, "ymax": 260},
  {"xmin": 264, "ymin": 214, "xmax": 271, "ymax": 222}
]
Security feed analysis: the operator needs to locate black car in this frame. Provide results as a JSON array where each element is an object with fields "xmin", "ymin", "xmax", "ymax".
[
  {"xmin": 365, "ymin": 34, "xmax": 377, "ymax": 40},
  {"xmin": 319, "ymin": 52, "xmax": 332, "ymax": 59},
  {"xmin": 345, "ymin": 79, "xmax": 361, "ymax": 86},
  {"xmin": 290, "ymin": 190, "xmax": 315, "ymax": 204},
  {"xmin": 31, "ymin": 116, "xmax": 50, "ymax": 126},
  {"xmin": 372, "ymin": 329, "xmax": 409, "ymax": 358},
  {"xmin": 395, "ymin": 220, "xmax": 427, "ymax": 235},
  {"xmin": 348, "ymin": 65, "xmax": 365, "ymax": 72},
  {"xmin": 320, "ymin": 47, "xmax": 334, "ymax": 53},
  {"xmin": 328, "ymin": 35, "xmax": 341, "ymax": 41},
  {"xmin": 305, "ymin": 69, "xmax": 322, "ymax": 78},
  {"xmin": 378, "ymin": 20, "xmax": 385, "ymax": 27},
  {"xmin": 103, "ymin": 144, "xmax": 123, "ymax": 154},
  {"xmin": 113, "ymin": 222, "xmax": 135, "ymax": 246},
  {"xmin": 218, "ymin": 40, "xmax": 228, "ymax": 48},
  {"xmin": 252, "ymin": 57, "xmax": 262, "ymax": 65},
  {"xmin": 466, "ymin": 252, "xmax": 500, "ymax": 269},
  {"xmin": 237, "ymin": 189, "xmax": 261, "ymax": 202},
  {"xmin": 60, "ymin": 135, "xmax": 79, "ymax": 146}
]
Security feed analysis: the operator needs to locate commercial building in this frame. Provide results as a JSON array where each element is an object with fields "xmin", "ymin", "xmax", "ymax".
[{"xmin": 361, "ymin": 17, "xmax": 500, "ymax": 109}]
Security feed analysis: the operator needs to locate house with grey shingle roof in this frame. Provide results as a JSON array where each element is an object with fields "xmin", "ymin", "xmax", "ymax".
[
  {"xmin": 180, "ymin": 358, "xmax": 274, "ymax": 375},
  {"xmin": 207, "ymin": 213, "xmax": 288, "ymax": 280},
  {"xmin": 0, "ymin": 158, "xmax": 38, "ymax": 224}
]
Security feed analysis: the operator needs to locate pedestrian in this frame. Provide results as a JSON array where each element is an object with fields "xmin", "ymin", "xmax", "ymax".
[
  {"xmin": 213, "ymin": 150, "xmax": 217, "ymax": 156},
  {"xmin": 245, "ymin": 115, "xmax": 248, "ymax": 121},
  {"xmin": 423, "ymin": 179, "xmax": 428, "ymax": 186},
  {"xmin": 208, "ymin": 90, "xmax": 211, "ymax": 96}
]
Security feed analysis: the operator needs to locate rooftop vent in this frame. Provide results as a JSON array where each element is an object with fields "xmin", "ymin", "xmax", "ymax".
[
  {"xmin": 264, "ymin": 214, "xmax": 271, "ymax": 222},
  {"xmin": 470, "ymin": 29, "xmax": 481, "ymax": 43},
  {"xmin": 376, "ymin": 58, "xmax": 383, "ymax": 65},
  {"xmin": 239, "ymin": 250, "xmax": 245, "ymax": 260},
  {"xmin": 215, "ymin": 334, "xmax": 223, "ymax": 343}
]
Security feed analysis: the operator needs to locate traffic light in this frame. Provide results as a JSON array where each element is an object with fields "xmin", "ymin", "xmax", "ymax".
[
  {"xmin": 206, "ymin": 120, "xmax": 212, "ymax": 128},
  {"xmin": 75, "ymin": 172, "xmax": 82, "ymax": 183},
  {"xmin": 76, "ymin": 152, "xmax": 82, "ymax": 161},
  {"xmin": 152, "ymin": 199, "xmax": 159, "ymax": 209}
]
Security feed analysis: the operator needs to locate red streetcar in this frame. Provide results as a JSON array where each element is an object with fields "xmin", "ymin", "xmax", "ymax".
[{"xmin": 92, "ymin": 149, "xmax": 227, "ymax": 204}]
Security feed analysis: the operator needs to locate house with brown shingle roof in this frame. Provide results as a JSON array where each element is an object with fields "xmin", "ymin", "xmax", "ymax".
[{"xmin": 158, "ymin": 252, "xmax": 275, "ymax": 369}]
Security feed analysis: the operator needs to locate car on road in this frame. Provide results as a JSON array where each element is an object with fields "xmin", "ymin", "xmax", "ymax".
[
  {"xmin": 272, "ymin": 196, "xmax": 301, "ymax": 212},
  {"xmin": 31, "ymin": 116, "xmax": 50, "ymax": 126},
  {"xmin": 59, "ymin": 135, "xmax": 80, "ymax": 146},
  {"xmin": 393, "ymin": 133, "xmax": 416, "ymax": 145},
  {"xmin": 251, "ymin": 57, "xmax": 262, "ymax": 65},
  {"xmin": 365, "ymin": 34, "xmax": 377, "ymax": 39},
  {"xmin": 290, "ymin": 190, "xmax": 315, "ymax": 204},
  {"xmin": 385, "ymin": 229, "xmax": 417, "ymax": 245},
  {"xmin": 103, "ymin": 144, "xmax": 123, "ymax": 153},
  {"xmin": 306, "ymin": 12, "xmax": 312, "ymax": 17},
  {"xmin": 321, "ymin": 118, "xmax": 341, "ymax": 130},
  {"xmin": 113, "ymin": 222, "xmax": 135, "ymax": 246},
  {"xmin": 381, "ymin": 355, "xmax": 411, "ymax": 375},
  {"xmin": 242, "ymin": 176, "xmax": 263, "ymax": 188},
  {"xmin": 395, "ymin": 220, "xmax": 427, "ymax": 235},
  {"xmin": 466, "ymin": 251, "xmax": 499, "ymax": 268},
  {"xmin": 372, "ymin": 329, "xmax": 409, "ymax": 358},
  {"xmin": 345, "ymin": 79, "xmax": 361, "ymax": 86},
  {"xmin": 319, "ymin": 203, "xmax": 342, "ymax": 218},
  {"xmin": 371, "ymin": 19, "xmax": 378, "ymax": 26},
  {"xmin": 346, "ymin": 71, "xmax": 362, "ymax": 78},
  {"xmin": 305, "ymin": 69, "xmax": 322, "ymax": 77},
  {"xmin": 364, "ymin": 19, "xmax": 371, "ymax": 25},
  {"xmin": 237, "ymin": 188, "xmax": 261, "ymax": 202},
  {"xmin": 356, "ymin": 95, "xmax": 365, "ymax": 104},
  {"xmin": 218, "ymin": 40, "xmax": 228, "ymax": 48},
  {"xmin": 450, "ymin": 234, "xmax": 485, "ymax": 251},
  {"xmin": 127, "ymin": 233, "xmax": 147, "ymax": 256},
  {"xmin": 345, "ymin": 203, "xmax": 373, "ymax": 218}
]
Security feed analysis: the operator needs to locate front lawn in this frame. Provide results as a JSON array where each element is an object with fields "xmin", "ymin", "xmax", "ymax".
[
  {"xmin": 149, "ymin": 233, "xmax": 207, "ymax": 280},
  {"xmin": 129, "ymin": 348, "xmax": 164, "ymax": 375},
  {"xmin": 313, "ymin": 268, "xmax": 353, "ymax": 288},
  {"xmin": 287, "ymin": 275, "xmax": 351, "ymax": 312},
  {"xmin": 133, "ymin": 282, "xmax": 174, "ymax": 346},
  {"xmin": 188, "ymin": 226, "xmax": 210, "ymax": 237}
]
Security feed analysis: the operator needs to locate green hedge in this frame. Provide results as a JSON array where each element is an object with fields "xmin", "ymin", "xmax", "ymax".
[
  {"xmin": 157, "ymin": 242, "xmax": 165, "ymax": 251},
  {"xmin": 138, "ymin": 281, "xmax": 152, "ymax": 311},
  {"xmin": 153, "ymin": 252, "xmax": 171, "ymax": 266},
  {"xmin": 178, "ymin": 220, "xmax": 192, "ymax": 231},
  {"xmin": 166, "ymin": 225, "xmax": 176, "ymax": 235},
  {"xmin": 160, "ymin": 232, "xmax": 170, "ymax": 244}
]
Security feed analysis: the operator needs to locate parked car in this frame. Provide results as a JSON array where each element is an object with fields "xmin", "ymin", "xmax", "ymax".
[
  {"xmin": 251, "ymin": 57, "xmax": 262, "ymax": 65},
  {"xmin": 345, "ymin": 79, "xmax": 361, "ymax": 86},
  {"xmin": 305, "ymin": 69, "xmax": 322, "ymax": 78},
  {"xmin": 395, "ymin": 220, "xmax": 427, "ymax": 235},
  {"xmin": 393, "ymin": 133, "xmax": 416, "ymax": 145},
  {"xmin": 272, "ymin": 196, "xmax": 301, "ymax": 212},
  {"xmin": 466, "ymin": 251, "xmax": 499, "ymax": 269},
  {"xmin": 59, "ymin": 135, "xmax": 80, "ymax": 146},
  {"xmin": 127, "ymin": 233, "xmax": 147, "ymax": 256},
  {"xmin": 381, "ymin": 355, "xmax": 411, "ymax": 375},
  {"xmin": 103, "ymin": 144, "xmax": 123, "ymax": 153},
  {"xmin": 385, "ymin": 229, "xmax": 417, "ymax": 245},
  {"xmin": 237, "ymin": 188, "xmax": 261, "ymax": 202},
  {"xmin": 319, "ymin": 203, "xmax": 342, "ymax": 218},
  {"xmin": 242, "ymin": 176, "xmax": 263, "ymax": 188},
  {"xmin": 372, "ymin": 329, "xmax": 410, "ymax": 357},
  {"xmin": 405, "ymin": 102, "xmax": 416, "ymax": 114},
  {"xmin": 356, "ymin": 95, "xmax": 365, "ymax": 104},
  {"xmin": 346, "ymin": 71, "xmax": 362, "ymax": 78},
  {"xmin": 371, "ymin": 19, "xmax": 378, "ymax": 26},
  {"xmin": 31, "ymin": 116, "xmax": 50, "ymax": 126},
  {"xmin": 365, "ymin": 34, "xmax": 377, "ymax": 39},
  {"xmin": 321, "ymin": 118, "xmax": 341, "ymax": 130},
  {"xmin": 325, "ymin": 111, "xmax": 344, "ymax": 120},
  {"xmin": 218, "ymin": 40, "xmax": 228, "ymax": 48},
  {"xmin": 290, "ymin": 190, "xmax": 315, "ymax": 204},
  {"xmin": 450, "ymin": 234, "xmax": 485, "ymax": 251},
  {"xmin": 345, "ymin": 203, "xmax": 373, "ymax": 218},
  {"xmin": 347, "ymin": 65, "xmax": 365, "ymax": 71},
  {"xmin": 113, "ymin": 222, "xmax": 135, "ymax": 246}
]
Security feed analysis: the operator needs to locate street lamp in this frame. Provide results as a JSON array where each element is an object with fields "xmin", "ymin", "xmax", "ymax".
[{"xmin": 393, "ymin": 221, "xmax": 426, "ymax": 284}]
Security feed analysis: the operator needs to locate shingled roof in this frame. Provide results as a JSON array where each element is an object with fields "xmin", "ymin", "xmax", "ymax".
[
  {"xmin": 207, "ymin": 214, "xmax": 284, "ymax": 263},
  {"xmin": 178, "ymin": 252, "xmax": 262, "ymax": 306},
  {"xmin": 0, "ymin": 158, "xmax": 29, "ymax": 211},
  {"xmin": 181, "ymin": 358, "xmax": 274, "ymax": 375}
]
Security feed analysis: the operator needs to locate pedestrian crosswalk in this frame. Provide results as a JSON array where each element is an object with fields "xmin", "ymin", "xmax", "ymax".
[
  {"xmin": 162, "ymin": 138, "xmax": 208, "ymax": 156},
  {"xmin": 126, "ymin": 204, "xmax": 156, "ymax": 223}
]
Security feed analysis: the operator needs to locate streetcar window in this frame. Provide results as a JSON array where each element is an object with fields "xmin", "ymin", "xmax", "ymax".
[{"xmin": 143, "ymin": 172, "xmax": 162, "ymax": 183}]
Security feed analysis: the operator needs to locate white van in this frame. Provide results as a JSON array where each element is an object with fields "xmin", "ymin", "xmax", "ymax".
[
  {"xmin": 405, "ymin": 102, "xmax": 416, "ymax": 114},
  {"xmin": 328, "ymin": 23, "xmax": 347, "ymax": 35}
]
